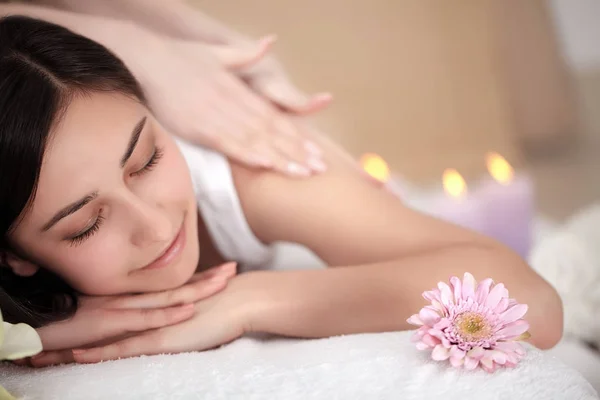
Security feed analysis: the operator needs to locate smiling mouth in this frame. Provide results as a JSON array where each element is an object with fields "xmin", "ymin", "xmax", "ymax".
[{"xmin": 140, "ymin": 220, "xmax": 186, "ymax": 271}]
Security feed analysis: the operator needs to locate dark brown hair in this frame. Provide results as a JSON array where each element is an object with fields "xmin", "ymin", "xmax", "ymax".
[{"xmin": 0, "ymin": 15, "xmax": 146, "ymax": 326}]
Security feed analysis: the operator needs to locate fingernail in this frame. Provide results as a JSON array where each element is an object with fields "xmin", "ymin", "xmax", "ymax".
[
  {"xmin": 72, "ymin": 349, "xmax": 86, "ymax": 355},
  {"xmin": 307, "ymin": 157, "xmax": 327, "ymax": 173},
  {"xmin": 286, "ymin": 162, "xmax": 311, "ymax": 177},
  {"xmin": 304, "ymin": 141, "xmax": 322, "ymax": 156}
]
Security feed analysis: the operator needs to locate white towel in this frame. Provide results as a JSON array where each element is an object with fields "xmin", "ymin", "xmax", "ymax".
[{"xmin": 1, "ymin": 331, "xmax": 597, "ymax": 400}]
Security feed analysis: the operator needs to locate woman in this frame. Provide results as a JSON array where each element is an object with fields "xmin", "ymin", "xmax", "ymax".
[{"xmin": 0, "ymin": 16, "xmax": 563, "ymax": 366}]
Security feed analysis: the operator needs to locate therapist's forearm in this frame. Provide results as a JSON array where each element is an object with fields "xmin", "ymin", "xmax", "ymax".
[
  {"xmin": 32, "ymin": 0, "xmax": 251, "ymax": 45},
  {"xmin": 1, "ymin": 3, "xmax": 141, "ymax": 56}
]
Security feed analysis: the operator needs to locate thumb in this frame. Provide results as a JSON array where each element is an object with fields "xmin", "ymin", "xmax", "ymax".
[
  {"xmin": 210, "ymin": 35, "xmax": 276, "ymax": 70},
  {"xmin": 253, "ymin": 76, "xmax": 332, "ymax": 115}
]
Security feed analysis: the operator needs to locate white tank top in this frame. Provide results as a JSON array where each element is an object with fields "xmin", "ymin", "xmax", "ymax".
[{"xmin": 175, "ymin": 139, "xmax": 275, "ymax": 271}]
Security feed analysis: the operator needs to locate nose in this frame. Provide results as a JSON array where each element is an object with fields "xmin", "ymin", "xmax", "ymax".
[{"xmin": 124, "ymin": 192, "xmax": 174, "ymax": 248}]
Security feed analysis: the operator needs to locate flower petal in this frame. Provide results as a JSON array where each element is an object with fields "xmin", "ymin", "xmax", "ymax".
[
  {"xmin": 0, "ymin": 322, "xmax": 42, "ymax": 360},
  {"xmin": 416, "ymin": 341, "xmax": 431, "ymax": 350},
  {"xmin": 462, "ymin": 273, "xmax": 476, "ymax": 300},
  {"xmin": 485, "ymin": 283, "xmax": 506, "ymax": 310},
  {"xmin": 450, "ymin": 355, "xmax": 465, "ymax": 367},
  {"xmin": 494, "ymin": 297, "xmax": 510, "ymax": 314},
  {"xmin": 464, "ymin": 356, "xmax": 479, "ymax": 370},
  {"xmin": 438, "ymin": 282, "xmax": 454, "ymax": 307},
  {"xmin": 475, "ymin": 278, "xmax": 494, "ymax": 304},
  {"xmin": 450, "ymin": 345, "xmax": 466, "ymax": 360},
  {"xmin": 450, "ymin": 276, "xmax": 462, "ymax": 303},
  {"xmin": 431, "ymin": 344, "xmax": 451, "ymax": 361},
  {"xmin": 433, "ymin": 318, "xmax": 451, "ymax": 330},
  {"xmin": 500, "ymin": 304, "xmax": 528, "ymax": 325},
  {"xmin": 490, "ymin": 350, "xmax": 507, "ymax": 365},
  {"xmin": 419, "ymin": 307, "xmax": 441, "ymax": 326},
  {"xmin": 407, "ymin": 314, "xmax": 423, "ymax": 326},
  {"xmin": 423, "ymin": 290, "xmax": 442, "ymax": 303},
  {"xmin": 497, "ymin": 320, "xmax": 530, "ymax": 340},
  {"xmin": 467, "ymin": 346, "xmax": 485, "ymax": 360},
  {"xmin": 481, "ymin": 357, "xmax": 496, "ymax": 373},
  {"xmin": 422, "ymin": 334, "xmax": 440, "ymax": 347}
]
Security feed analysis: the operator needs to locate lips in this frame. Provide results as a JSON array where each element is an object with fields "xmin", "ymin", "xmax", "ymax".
[{"xmin": 141, "ymin": 221, "xmax": 186, "ymax": 271}]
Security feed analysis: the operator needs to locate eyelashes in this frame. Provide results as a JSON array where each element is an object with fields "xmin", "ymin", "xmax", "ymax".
[
  {"xmin": 68, "ymin": 213, "xmax": 104, "ymax": 247},
  {"xmin": 131, "ymin": 146, "xmax": 164, "ymax": 177},
  {"xmin": 67, "ymin": 146, "xmax": 164, "ymax": 246}
]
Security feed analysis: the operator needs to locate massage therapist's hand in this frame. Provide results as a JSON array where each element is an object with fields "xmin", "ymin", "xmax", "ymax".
[
  {"xmin": 16, "ymin": 262, "xmax": 237, "ymax": 367},
  {"xmin": 128, "ymin": 29, "xmax": 329, "ymax": 177},
  {"xmin": 66, "ymin": 273, "xmax": 256, "ymax": 364}
]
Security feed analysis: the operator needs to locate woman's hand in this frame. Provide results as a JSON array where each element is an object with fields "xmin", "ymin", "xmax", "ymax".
[
  {"xmin": 32, "ymin": 272, "xmax": 256, "ymax": 365},
  {"xmin": 15, "ymin": 262, "xmax": 237, "ymax": 367}
]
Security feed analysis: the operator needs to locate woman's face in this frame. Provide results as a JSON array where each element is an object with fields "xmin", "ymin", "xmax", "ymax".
[{"xmin": 8, "ymin": 92, "xmax": 200, "ymax": 295}]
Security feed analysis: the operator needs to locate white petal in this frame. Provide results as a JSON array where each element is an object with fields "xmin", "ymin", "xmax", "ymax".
[
  {"xmin": 0, "ymin": 322, "xmax": 42, "ymax": 360},
  {"xmin": 485, "ymin": 283, "xmax": 506, "ymax": 310},
  {"xmin": 500, "ymin": 304, "xmax": 528, "ymax": 325},
  {"xmin": 0, "ymin": 385, "xmax": 16, "ymax": 400},
  {"xmin": 480, "ymin": 355, "xmax": 494, "ymax": 370},
  {"xmin": 450, "ymin": 355, "xmax": 465, "ymax": 367},
  {"xmin": 494, "ymin": 298, "xmax": 510, "ymax": 314},
  {"xmin": 490, "ymin": 350, "xmax": 507, "ymax": 365},
  {"xmin": 431, "ymin": 344, "xmax": 451, "ymax": 361},
  {"xmin": 416, "ymin": 341, "xmax": 432, "ymax": 350},
  {"xmin": 450, "ymin": 345, "xmax": 466, "ymax": 360}
]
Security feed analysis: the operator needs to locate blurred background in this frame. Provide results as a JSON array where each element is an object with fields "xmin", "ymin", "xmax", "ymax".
[{"xmin": 193, "ymin": 0, "xmax": 599, "ymax": 221}]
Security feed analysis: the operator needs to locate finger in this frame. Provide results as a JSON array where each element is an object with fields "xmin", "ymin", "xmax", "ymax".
[
  {"xmin": 72, "ymin": 331, "xmax": 167, "ymax": 364},
  {"xmin": 37, "ymin": 304, "xmax": 195, "ymax": 351},
  {"xmin": 269, "ymin": 134, "xmax": 327, "ymax": 175},
  {"xmin": 29, "ymin": 350, "xmax": 74, "ymax": 368},
  {"xmin": 188, "ymin": 261, "xmax": 237, "ymax": 283},
  {"xmin": 11, "ymin": 358, "xmax": 28, "ymax": 367},
  {"xmin": 253, "ymin": 76, "xmax": 332, "ymax": 115},
  {"xmin": 110, "ymin": 273, "xmax": 229, "ymax": 309},
  {"xmin": 212, "ymin": 35, "xmax": 276, "ymax": 71}
]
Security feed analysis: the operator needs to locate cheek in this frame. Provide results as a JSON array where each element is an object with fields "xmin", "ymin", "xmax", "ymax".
[{"xmin": 30, "ymin": 235, "xmax": 131, "ymax": 296}]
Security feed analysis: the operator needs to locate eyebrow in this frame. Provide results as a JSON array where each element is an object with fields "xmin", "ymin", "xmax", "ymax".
[
  {"xmin": 120, "ymin": 116, "xmax": 147, "ymax": 167},
  {"xmin": 41, "ymin": 116, "xmax": 147, "ymax": 232}
]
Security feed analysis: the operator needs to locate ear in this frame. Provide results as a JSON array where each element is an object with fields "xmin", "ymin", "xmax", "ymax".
[{"xmin": 1, "ymin": 252, "xmax": 39, "ymax": 277}]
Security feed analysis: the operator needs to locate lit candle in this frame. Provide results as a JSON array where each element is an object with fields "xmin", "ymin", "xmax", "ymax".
[
  {"xmin": 427, "ymin": 168, "xmax": 485, "ymax": 234},
  {"xmin": 475, "ymin": 153, "xmax": 533, "ymax": 258},
  {"xmin": 360, "ymin": 153, "xmax": 405, "ymax": 197}
]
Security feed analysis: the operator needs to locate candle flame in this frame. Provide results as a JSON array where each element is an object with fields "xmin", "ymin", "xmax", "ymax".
[
  {"xmin": 486, "ymin": 152, "xmax": 514, "ymax": 185},
  {"xmin": 360, "ymin": 153, "xmax": 390, "ymax": 183},
  {"xmin": 442, "ymin": 168, "xmax": 467, "ymax": 198}
]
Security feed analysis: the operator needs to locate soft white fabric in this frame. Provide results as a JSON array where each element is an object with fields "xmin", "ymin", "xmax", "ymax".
[
  {"xmin": 175, "ymin": 139, "xmax": 275, "ymax": 271},
  {"xmin": 1, "ymin": 331, "xmax": 597, "ymax": 400}
]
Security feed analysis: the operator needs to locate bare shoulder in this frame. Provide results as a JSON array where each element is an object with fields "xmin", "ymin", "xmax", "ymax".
[{"xmin": 228, "ymin": 134, "xmax": 486, "ymax": 265}]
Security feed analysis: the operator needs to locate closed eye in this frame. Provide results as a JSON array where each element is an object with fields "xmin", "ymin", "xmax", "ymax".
[{"xmin": 131, "ymin": 147, "xmax": 164, "ymax": 177}]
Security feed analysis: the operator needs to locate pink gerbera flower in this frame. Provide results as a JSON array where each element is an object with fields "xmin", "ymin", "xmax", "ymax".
[{"xmin": 407, "ymin": 272, "xmax": 530, "ymax": 373}]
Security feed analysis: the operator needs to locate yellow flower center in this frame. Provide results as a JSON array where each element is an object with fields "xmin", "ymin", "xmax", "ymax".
[{"xmin": 455, "ymin": 312, "xmax": 491, "ymax": 342}]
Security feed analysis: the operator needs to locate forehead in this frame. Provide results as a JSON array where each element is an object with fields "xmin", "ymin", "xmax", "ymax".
[{"xmin": 22, "ymin": 93, "xmax": 145, "ymax": 225}]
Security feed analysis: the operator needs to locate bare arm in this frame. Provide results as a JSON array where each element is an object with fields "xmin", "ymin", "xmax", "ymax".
[
  {"xmin": 231, "ymin": 133, "xmax": 563, "ymax": 349},
  {"xmin": 31, "ymin": 0, "xmax": 249, "ymax": 44}
]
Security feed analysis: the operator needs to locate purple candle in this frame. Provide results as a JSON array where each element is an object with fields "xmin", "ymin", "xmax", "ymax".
[
  {"xmin": 475, "ymin": 153, "xmax": 534, "ymax": 258},
  {"xmin": 428, "ymin": 168, "xmax": 486, "ymax": 234}
]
